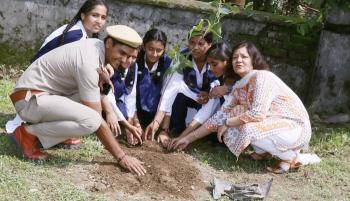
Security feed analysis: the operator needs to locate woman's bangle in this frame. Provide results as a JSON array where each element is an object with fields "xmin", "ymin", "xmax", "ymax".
[
  {"xmin": 192, "ymin": 130, "xmax": 199, "ymax": 140},
  {"xmin": 117, "ymin": 153, "xmax": 126, "ymax": 163},
  {"xmin": 225, "ymin": 119, "xmax": 229, "ymax": 127}
]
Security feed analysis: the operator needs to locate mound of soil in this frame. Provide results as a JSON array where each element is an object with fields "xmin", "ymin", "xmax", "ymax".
[{"xmin": 90, "ymin": 141, "xmax": 206, "ymax": 200}]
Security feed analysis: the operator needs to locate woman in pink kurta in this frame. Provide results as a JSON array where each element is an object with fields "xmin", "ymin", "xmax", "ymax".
[{"xmin": 168, "ymin": 41, "xmax": 312, "ymax": 173}]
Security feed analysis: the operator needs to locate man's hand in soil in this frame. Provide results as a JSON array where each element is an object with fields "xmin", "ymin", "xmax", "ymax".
[{"xmin": 119, "ymin": 155, "xmax": 146, "ymax": 176}]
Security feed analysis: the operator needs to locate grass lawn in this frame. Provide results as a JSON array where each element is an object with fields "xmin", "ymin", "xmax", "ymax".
[{"xmin": 0, "ymin": 78, "xmax": 349, "ymax": 201}]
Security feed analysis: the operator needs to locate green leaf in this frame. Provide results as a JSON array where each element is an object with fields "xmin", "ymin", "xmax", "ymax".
[
  {"xmin": 229, "ymin": 5, "xmax": 241, "ymax": 15},
  {"xmin": 211, "ymin": 22, "xmax": 222, "ymax": 40},
  {"xmin": 245, "ymin": 2, "xmax": 253, "ymax": 11},
  {"xmin": 297, "ymin": 23, "xmax": 308, "ymax": 36}
]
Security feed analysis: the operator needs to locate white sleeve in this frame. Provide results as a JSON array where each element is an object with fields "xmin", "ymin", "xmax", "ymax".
[
  {"xmin": 193, "ymin": 98, "xmax": 221, "ymax": 124},
  {"xmin": 178, "ymin": 81, "xmax": 198, "ymax": 100},
  {"xmin": 107, "ymin": 91, "xmax": 126, "ymax": 121},
  {"xmin": 183, "ymin": 80, "xmax": 221, "ymax": 124},
  {"xmin": 125, "ymin": 65, "xmax": 138, "ymax": 118},
  {"xmin": 210, "ymin": 80, "xmax": 221, "ymax": 88},
  {"xmin": 158, "ymin": 72, "xmax": 183, "ymax": 113}
]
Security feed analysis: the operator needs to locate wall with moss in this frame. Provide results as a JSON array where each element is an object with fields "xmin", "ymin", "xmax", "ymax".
[{"xmin": 0, "ymin": 0, "xmax": 332, "ymax": 107}]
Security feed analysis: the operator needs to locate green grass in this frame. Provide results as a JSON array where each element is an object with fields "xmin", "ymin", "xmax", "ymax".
[
  {"xmin": 0, "ymin": 77, "xmax": 106, "ymax": 200},
  {"xmin": 0, "ymin": 133, "xmax": 106, "ymax": 201}
]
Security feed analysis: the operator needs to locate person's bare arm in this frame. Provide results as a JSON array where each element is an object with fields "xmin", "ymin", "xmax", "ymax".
[
  {"xmin": 178, "ymin": 120, "xmax": 201, "ymax": 138},
  {"xmin": 226, "ymin": 116, "xmax": 244, "ymax": 127},
  {"xmin": 156, "ymin": 114, "xmax": 171, "ymax": 147},
  {"xmin": 124, "ymin": 115, "xmax": 142, "ymax": 145},
  {"xmin": 168, "ymin": 125, "xmax": 212, "ymax": 151},
  {"xmin": 101, "ymin": 96, "xmax": 121, "ymax": 135},
  {"xmin": 82, "ymin": 100, "xmax": 146, "ymax": 176},
  {"xmin": 143, "ymin": 111, "xmax": 166, "ymax": 140}
]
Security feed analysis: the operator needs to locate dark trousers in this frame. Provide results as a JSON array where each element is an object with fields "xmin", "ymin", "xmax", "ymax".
[
  {"xmin": 170, "ymin": 93, "xmax": 201, "ymax": 134},
  {"xmin": 137, "ymin": 109, "xmax": 156, "ymax": 128}
]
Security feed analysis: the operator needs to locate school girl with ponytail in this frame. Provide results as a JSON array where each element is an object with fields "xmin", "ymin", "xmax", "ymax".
[{"xmin": 32, "ymin": 0, "xmax": 109, "ymax": 61}]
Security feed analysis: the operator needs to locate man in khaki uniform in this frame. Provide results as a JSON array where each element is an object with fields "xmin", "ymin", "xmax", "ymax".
[{"xmin": 9, "ymin": 25, "xmax": 146, "ymax": 176}]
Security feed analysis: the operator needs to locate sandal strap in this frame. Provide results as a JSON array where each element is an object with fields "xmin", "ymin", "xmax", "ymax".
[{"xmin": 267, "ymin": 156, "xmax": 301, "ymax": 174}]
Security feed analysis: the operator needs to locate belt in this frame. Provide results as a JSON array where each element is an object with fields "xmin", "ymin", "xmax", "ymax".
[{"xmin": 9, "ymin": 89, "xmax": 44, "ymax": 104}]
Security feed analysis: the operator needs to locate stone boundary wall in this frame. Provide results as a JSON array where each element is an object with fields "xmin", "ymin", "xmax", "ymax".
[
  {"xmin": 0, "ymin": 0, "xmax": 322, "ymax": 103},
  {"xmin": 310, "ymin": 8, "xmax": 350, "ymax": 114}
]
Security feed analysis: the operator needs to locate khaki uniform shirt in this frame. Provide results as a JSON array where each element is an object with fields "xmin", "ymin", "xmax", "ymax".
[{"xmin": 15, "ymin": 39, "xmax": 105, "ymax": 102}]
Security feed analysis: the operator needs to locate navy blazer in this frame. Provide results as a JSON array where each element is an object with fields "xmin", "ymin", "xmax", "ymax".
[
  {"xmin": 136, "ymin": 55, "xmax": 172, "ymax": 113},
  {"xmin": 181, "ymin": 48, "xmax": 217, "ymax": 94}
]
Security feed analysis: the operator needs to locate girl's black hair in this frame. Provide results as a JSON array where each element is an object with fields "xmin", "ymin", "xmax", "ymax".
[
  {"xmin": 137, "ymin": 29, "xmax": 168, "ymax": 85},
  {"xmin": 203, "ymin": 32, "xmax": 214, "ymax": 44},
  {"xmin": 206, "ymin": 42, "xmax": 231, "ymax": 62},
  {"xmin": 188, "ymin": 32, "xmax": 214, "ymax": 44},
  {"xmin": 60, "ymin": 0, "xmax": 109, "ymax": 44},
  {"xmin": 142, "ymin": 28, "xmax": 167, "ymax": 49},
  {"xmin": 207, "ymin": 42, "xmax": 237, "ymax": 85}
]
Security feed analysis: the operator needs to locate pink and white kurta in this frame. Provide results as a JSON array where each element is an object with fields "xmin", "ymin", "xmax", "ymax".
[{"xmin": 204, "ymin": 70, "xmax": 311, "ymax": 157}]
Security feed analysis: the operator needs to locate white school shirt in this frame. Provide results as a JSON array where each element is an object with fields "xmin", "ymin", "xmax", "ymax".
[{"xmin": 107, "ymin": 66, "xmax": 138, "ymax": 120}]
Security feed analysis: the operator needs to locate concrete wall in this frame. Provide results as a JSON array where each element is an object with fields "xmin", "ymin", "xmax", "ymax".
[
  {"xmin": 0, "ymin": 0, "xmax": 326, "ymax": 105},
  {"xmin": 310, "ymin": 8, "xmax": 350, "ymax": 114}
]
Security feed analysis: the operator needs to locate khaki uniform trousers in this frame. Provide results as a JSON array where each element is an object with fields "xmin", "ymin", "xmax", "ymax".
[{"xmin": 13, "ymin": 92, "xmax": 102, "ymax": 148}]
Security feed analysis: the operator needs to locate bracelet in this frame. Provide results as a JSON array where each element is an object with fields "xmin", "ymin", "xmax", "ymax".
[
  {"xmin": 117, "ymin": 153, "xmax": 126, "ymax": 163},
  {"xmin": 154, "ymin": 120, "xmax": 160, "ymax": 125}
]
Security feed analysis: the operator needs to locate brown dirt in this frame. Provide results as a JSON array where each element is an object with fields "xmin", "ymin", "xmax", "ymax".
[
  {"xmin": 55, "ymin": 140, "xmax": 348, "ymax": 201},
  {"xmin": 88, "ymin": 141, "xmax": 208, "ymax": 200}
]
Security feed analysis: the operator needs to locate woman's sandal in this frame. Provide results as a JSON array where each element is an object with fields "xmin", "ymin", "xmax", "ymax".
[
  {"xmin": 250, "ymin": 152, "xmax": 272, "ymax": 161},
  {"xmin": 267, "ymin": 157, "xmax": 302, "ymax": 174}
]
